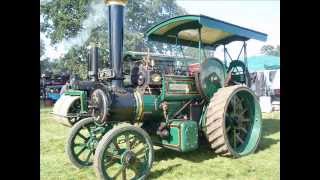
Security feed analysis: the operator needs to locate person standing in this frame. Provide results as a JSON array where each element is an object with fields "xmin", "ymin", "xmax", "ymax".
[
  {"xmin": 60, "ymin": 81, "xmax": 70, "ymax": 95},
  {"xmin": 40, "ymin": 74, "xmax": 47, "ymax": 100}
]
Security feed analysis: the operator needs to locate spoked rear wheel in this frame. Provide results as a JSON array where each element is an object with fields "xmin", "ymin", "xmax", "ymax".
[
  {"xmin": 94, "ymin": 125, "xmax": 154, "ymax": 180},
  {"xmin": 205, "ymin": 85, "xmax": 262, "ymax": 157},
  {"xmin": 66, "ymin": 117, "xmax": 113, "ymax": 168}
]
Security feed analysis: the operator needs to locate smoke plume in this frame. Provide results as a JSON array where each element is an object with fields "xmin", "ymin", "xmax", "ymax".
[
  {"xmin": 42, "ymin": 0, "xmax": 107, "ymax": 60},
  {"xmin": 40, "ymin": 0, "xmax": 54, "ymax": 5}
]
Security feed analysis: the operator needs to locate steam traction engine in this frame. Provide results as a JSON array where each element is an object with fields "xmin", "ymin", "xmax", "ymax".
[{"xmin": 52, "ymin": 0, "xmax": 267, "ymax": 179}]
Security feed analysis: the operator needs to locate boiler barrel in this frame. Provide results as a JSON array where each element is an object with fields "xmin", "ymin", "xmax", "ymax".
[{"xmin": 109, "ymin": 90, "xmax": 136, "ymax": 122}]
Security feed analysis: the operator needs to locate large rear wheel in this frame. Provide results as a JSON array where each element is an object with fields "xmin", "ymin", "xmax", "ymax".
[{"xmin": 205, "ymin": 85, "xmax": 262, "ymax": 157}]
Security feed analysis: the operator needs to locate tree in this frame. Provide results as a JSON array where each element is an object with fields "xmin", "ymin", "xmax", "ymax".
[
  {"xmin": 40, "ymin": 0, "xmax": 187, "ymax": 78},
  {"xmin": 261, "ymin": 45, "xmax": 280, "ymax": 56},
  {"xmin": 124, "ymin": 0, "xmax": 186, "ymax": 53},
  {"xmin": 40, "ymin": 58, "xmax": 50, "ymax": 74},
  {"xmin": 62, "ymin": 47, "xmax": 89, "ymax": 80},
  {"xmin": 40, "ymin": 38, "xmax": 45, "ymax": 58},
  {"xmin": 41, "ymin": 0, "xmax": 90, "ymax": 44}
]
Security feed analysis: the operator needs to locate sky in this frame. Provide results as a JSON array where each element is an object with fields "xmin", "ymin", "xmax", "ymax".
[
  {"xmin": 176, "ymin": 0, "xmax": 280, "ymax": 59},
  {"xmin": 41, "ymin": 0, "xmax": 280, "ymax": 60}
]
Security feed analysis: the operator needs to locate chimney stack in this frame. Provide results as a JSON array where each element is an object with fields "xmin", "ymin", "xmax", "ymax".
[
  {"xmin": 88, "ymin": 42, "xmax": 99, "ymax": 81},
  {"xmin": 104, "ymin": 0, "xmax": 128, "ymax": 87}
]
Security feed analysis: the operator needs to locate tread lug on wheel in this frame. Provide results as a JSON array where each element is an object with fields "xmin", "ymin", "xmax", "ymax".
[
  {"xmin": 66, "ymin": 117, "xmax": 112, "ymax": 168},
  {"xmin": 94, "ymin": 125, "xmax": 154, "ymax": 180},
  {"xmin": 205, "ymin": 85, "xmax": 262, "ymax": 157}
]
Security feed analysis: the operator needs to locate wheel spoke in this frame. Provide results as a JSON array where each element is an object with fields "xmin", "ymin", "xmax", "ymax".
[
  {"xmin": 135, "ymin": 146, "xmax": 146, "ymax": 157},
  {"xmin": 131, "ymin": 158, "xmax": 143, "ymax": 177},
  {"xmin": 122, "ymin": 167, "xmax": 127, "ymax": 180},
  {"xmin": 226, "ymin": 126, "xmax": 231, "ymax": 133},
  {"xmin": 233, "ymin": 129, "xmax": 237, "ymax": 148},
  {"xmin": 104, "ymin": 157, "xmax": 117, "ymax": 168},
  {"xmin": 113, "ymin": 165, "xmax": 125, "ymax": 178},
  {"xmin": 84, "ymin": 150, "xmax": 93, "ymax": 163},
  {"xmin": 238, "ymin": 97, "xmax": 244, "ymax": 109},
  {"xmin": 76, "ymin": 146, "xmax": 87, "ymax": 156},
  {"xmin": 237, "ymin": 127, "xmax": 248, "ymax": 134},
  {"xmin": 105, "ymin": 151, "xmax": 121, "ymax": 159},
  {"xmin": 240, "ymin": 108, "xmax": 248, "ymax": 115},
  {"xmin": 73, "ymin": 143, "xmax": 86, "ymax": 147},
  {"xmin": 234, "ymin": 95, "xmax": 240, "ymax": 104},
  {"xmin": 236, "ymin": 134, "xmax": 244, "ymax": 144},
  {"xmin": 234, "ymin": 96, "xmax": 242, "ymax": 113},
  {"xmin": 125, "ymin": 134, "xmax": 130, "ymax": 149},
  {"xmin": 77, "ymin": 133, "xmax": 88, "ymax": 141},
  {"xmin": 86, "ymin": 126, "xmax": 93, "ymax": 136},
  {"xmin": 231, "ymin": 98, "xmax": 237, "ymax": 115},
  {"xmin": 226, "ymin": 113, "xmax": 232, "ymax": 123},
  {"xmin": 112, "ymin": 140, "xmax": 121, "ymax": 152},
  {"xmin": 241, "ymin": 118, "xmax": 250, "ymax": 122}
]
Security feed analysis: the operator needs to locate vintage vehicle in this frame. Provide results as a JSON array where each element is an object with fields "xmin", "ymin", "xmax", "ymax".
[
  {"xmin": 51, "ymin": 43, "xmax": 103, "ymax": 125},
  {"xmin": 52, "ymin": 0, "xmax": 267, "ymax": 179},
  {"xmin": 45, "ymin": 85, "xmax": 63, "ymax": 102},
  {"xmin": 40, "ymin": 72, "xmax": 69, "ymax": 104}
]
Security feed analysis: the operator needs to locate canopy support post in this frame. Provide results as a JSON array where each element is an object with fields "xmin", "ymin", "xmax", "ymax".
[
  {"xmin": 203, "ymin": 46, "xmax": 207, "ymax": 60},
  {"xmin": 175, "ymin": 35, "xmax": 178, "ymax": 61},
  {"xmin": 236, "ymin": 43, "xmax": 245, "ymax": 60},
  {"xmin": 225, "ymin": 47, "xmax": 233, "ymax": 62},
  {"xmin": 224, "ymin": 45, "xmax": 227, "ymax": 66},
  {"xmin": 198, "ymin": 27, "xmax": 202, "ymax": 63},
  {"xmin": 244, "ymin": 41, "xmax": 248, "ymax": 67},
  {"xmin": 179, "ymin": 45, "xmax": 185, "ymax": 59}
]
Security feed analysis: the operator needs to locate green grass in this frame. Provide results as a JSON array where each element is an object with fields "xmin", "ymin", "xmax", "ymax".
[{"xmin": 40, "ymin": 107, "xmax": 279, "ymax": 180}]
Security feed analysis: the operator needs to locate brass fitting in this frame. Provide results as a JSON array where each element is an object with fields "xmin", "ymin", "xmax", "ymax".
[{"xmin": 104, "ymin": 0, "xmax": 128, "ymax": 6}]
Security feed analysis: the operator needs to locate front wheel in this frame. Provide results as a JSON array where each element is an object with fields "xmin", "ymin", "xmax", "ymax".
[
  {"xmin": 94, "ymin": 125, "xmax": 154, "ymax": 180},
  {"xmin": 66, "ymin": 117, "xmax": 112, "ymax": 168}
]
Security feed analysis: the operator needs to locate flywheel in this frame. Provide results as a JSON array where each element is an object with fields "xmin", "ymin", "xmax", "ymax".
[
  {"xmin": 195, "ymin": 58, "xmax": 227, "ymax": 101},
  {"xmin": 205, "ymin": 85, "xmax": 262, "ymax": 157}
]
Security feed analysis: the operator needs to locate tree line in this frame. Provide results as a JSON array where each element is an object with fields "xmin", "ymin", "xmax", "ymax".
[
  {"xmin": 40, "ymin": 0, "xmax": 186, "ymax": 79},
  {"xmin": 40, "ymin": 0, "xmax": 280, "ymax": 79}
]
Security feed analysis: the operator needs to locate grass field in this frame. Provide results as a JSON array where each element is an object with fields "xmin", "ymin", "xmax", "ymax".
[{"xmin": 40, "ymin": 107, "xmax": 279, "ymax": 180}]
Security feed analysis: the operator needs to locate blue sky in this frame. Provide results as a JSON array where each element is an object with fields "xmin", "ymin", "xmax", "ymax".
[{"xmin": 176, "ymin": 0, "xmax": 280, "ymax": 58}]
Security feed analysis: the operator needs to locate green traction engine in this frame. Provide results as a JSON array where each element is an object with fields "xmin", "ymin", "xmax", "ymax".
[{"xmin": 52, "ymin": 0, "xmax": 267, "ymax": 179}]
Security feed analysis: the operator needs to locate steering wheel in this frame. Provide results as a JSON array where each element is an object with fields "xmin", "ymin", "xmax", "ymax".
[{"xmin": 225, "ymin": 60, "xmax": 251, "ymax": 87}]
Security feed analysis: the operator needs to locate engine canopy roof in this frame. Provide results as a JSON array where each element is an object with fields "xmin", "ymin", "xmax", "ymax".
[{"xmin": 145, "ymin": 15, "xmax": 267, "ymax": 48}]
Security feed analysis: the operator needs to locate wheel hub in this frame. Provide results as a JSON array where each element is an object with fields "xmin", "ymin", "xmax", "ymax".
[
  {"xmin": 235, "ymin": 116, "xmax": 243, "ymax": 125},
  {"xmin": 87, "ymin": 138, "xmax": 98, "ymax": 150},
  {"xmin": 121, "ymin": 150, "xmax": 136, "ymax": 166},
  {"xmin": 229, "ymin": 116, "xmax": 241, "ymax": 127}
]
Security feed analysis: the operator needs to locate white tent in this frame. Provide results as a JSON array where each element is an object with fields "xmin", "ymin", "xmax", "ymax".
[{"xmin": 271, "ymin": 69, "xmax": 280, "ymax": 90}]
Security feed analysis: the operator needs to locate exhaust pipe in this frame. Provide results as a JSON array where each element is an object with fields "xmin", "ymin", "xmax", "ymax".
[
  {"xmin": 88, "ymin": 43, "xmax": 99, "ymax": 81},
  {"xmin": 105, "ymin": 0, "xmax": 127, "ymax": 88}
]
